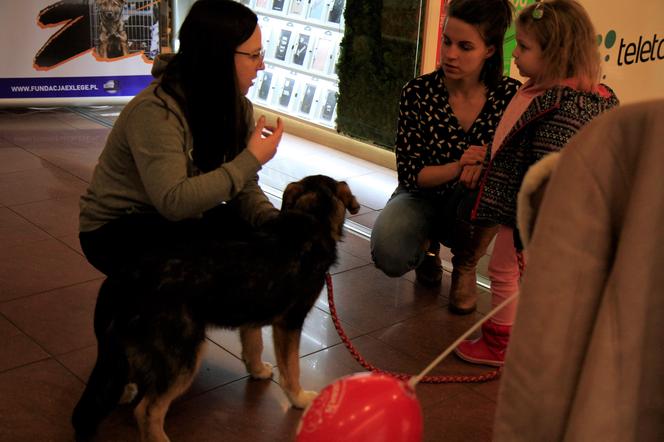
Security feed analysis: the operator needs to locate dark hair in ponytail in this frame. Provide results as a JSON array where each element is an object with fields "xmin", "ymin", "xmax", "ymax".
[{"xmin": 447, "ymin": 0, "xmax": 514, "ymax": 87}]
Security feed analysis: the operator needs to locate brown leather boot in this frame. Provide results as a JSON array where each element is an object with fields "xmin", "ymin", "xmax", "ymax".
[{"xmin": 448, "ymin": 222, "xmax": 498, "ymax": 314}]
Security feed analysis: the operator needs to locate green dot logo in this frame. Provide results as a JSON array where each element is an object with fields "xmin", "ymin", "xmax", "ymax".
[{"xmin": 598, "ymin": 30, "xmax": 618, "ymax": 67}]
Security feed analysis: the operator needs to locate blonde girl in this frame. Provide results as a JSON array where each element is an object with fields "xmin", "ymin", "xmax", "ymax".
[{"xmin": 455, "ymin": 0, "xmax": 619, "ymax": 366}]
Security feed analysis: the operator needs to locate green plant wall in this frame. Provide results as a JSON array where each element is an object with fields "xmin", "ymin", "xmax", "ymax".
[{"xmin": 336, "ymin": 0, "xmax": 423, "ymax": 149}]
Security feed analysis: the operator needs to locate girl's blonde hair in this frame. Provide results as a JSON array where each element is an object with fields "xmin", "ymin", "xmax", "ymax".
[{"xmin": 517, "ymin": 0, "xmax": 601, "ymax": 91}]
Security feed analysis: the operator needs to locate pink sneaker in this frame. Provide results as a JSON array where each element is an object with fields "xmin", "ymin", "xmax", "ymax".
[{"xmin": 455, "ymin": 321, "xmax": 511, "ymax": 367}]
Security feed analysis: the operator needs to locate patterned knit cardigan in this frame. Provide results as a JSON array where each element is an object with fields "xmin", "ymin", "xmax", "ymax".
[{"xmin": 473, "ymin": 84, "xmax": 619, "ymax": 228}]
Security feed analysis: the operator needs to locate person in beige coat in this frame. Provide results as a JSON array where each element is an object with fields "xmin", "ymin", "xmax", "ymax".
[{"xmin": 494, "ymin": 99, "xmax": 664, "ymax": 441}]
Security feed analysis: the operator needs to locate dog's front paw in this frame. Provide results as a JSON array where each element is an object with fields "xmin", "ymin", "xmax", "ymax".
[
  {"xmin": 246, "ymin": 361, "xmax": 274, "ymax": 380},
  {"xmin": 286, "ymin": 389, "xmax": 318, "ymax": 409}
]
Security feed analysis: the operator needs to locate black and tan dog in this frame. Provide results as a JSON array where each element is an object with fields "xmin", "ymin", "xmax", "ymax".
[
  {"xmin": 95, "ymin": 0, "xmax": 129, "ymax": 59},
  {"xmin": 72, "ymin": 175, "xmax": 360, "ymax": 441}
]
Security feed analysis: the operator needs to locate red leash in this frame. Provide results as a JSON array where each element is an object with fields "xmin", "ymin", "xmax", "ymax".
[{"xmin": 325, "ymin": 273, "xmax": 501, "ymax": 383}]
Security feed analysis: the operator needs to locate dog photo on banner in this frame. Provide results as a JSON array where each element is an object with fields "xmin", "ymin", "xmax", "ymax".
[
  {"xmin": 34, "ymin": 0, "xmax": 161, "ymax": 68},
  {"xmin": 91, "ymin": 0, "xmax": 161, "ymax": 60}
]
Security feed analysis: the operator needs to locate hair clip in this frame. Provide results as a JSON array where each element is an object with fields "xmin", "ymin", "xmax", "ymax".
[{"xmin": 532, "ymin": 1, "xmax": 544, "ymax": 20}]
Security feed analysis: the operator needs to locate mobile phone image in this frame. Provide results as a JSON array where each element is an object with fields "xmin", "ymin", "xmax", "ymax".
[
  {"xmin": 289, "ymin": 0, "xmax": 305, "ymax": 15},
  {"xmin": 274, "ymin": 29, "xmax": 292, "ymax": 61},
  {"xmin": 258, "ymin": 71, "xmax": 273, "ymax": 100},
  {"xmin": 272, "ymin": 0, "xmax": 285, "ymax": 11},
  {"xmin": 279, "ymin": 78, "xmax": 295, "ymax": 107},
  {"xmin": 307, "ymin": 0, "xmax": 325, "ymax": 20},
  {"xmin": 300, "ymin": 84, "xmax": 317, "ymax": 114},
  {"xmin": 320, "ymin": 90, "xmax": 338, "ymax": 121},
  {"xmin": 327, "ymin": 0, "xmax": 345, "ymax": 24},
  {"xmin": 311, "ymin": 37, "xmax": 333, "ymax": 72},
  {"xmin": 292, "ymin": 34, "xmax": 310, "ymax": 66}
]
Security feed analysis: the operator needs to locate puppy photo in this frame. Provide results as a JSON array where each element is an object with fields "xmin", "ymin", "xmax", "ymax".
[
  {"xmin": 95, "ymin": 0, "xmax": 129, "ymax": 59},
  {"xmin": 72, "ymin": 175, "xmax": 360, "ymax": 441}
]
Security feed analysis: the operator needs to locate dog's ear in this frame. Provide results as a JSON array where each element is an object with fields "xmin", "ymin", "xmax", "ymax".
[
  {"xmin": 282, "ymin": 182, "xmax": 305, "ymax": 210},
  {"xmin": 335, "ymin": 181, "xmax": 360, "ymax": 214}
]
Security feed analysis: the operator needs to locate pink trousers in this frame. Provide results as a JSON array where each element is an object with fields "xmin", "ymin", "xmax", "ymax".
[{"xmin": 488, "ymin": 225, "xmax": 523, "ymax": 325}]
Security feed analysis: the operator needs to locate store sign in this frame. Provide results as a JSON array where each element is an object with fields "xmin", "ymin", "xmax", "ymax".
[
  {"xmin": 0, "ymin": 0, "xmax": 161, "ymax": 104},
  {"xmin": 590, "ymin": 0, "xmax": 664, "ymax": 104}
]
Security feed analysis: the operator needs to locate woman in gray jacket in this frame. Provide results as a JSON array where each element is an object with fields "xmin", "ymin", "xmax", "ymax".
[{"xmin": 79, "ymin": 0, "xmax": 282, "ymax": 277}]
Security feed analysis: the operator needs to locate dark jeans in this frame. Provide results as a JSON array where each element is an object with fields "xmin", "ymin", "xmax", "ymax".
[
  {"xmin": 79, "ymin": 204, "xmax": 252, "ymax": 278},
  {"xmin": 370, "ymin": 184, "xmax": 480, "ymax": 277}
]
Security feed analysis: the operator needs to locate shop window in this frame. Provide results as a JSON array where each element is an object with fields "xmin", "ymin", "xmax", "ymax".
[{"xmin": 239, "ymin": 0, "xmax": 424, "ymax": 150}]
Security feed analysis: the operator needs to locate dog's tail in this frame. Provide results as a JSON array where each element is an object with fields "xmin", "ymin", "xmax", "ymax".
[{"xmin": 71, "ymin": 331, "xmax": 129, "ymax": 441}]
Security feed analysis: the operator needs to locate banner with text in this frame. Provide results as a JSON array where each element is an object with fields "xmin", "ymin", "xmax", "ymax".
[
  {"xmin": 0, "ymin": 0, "xmax": 161, "ymax": 105},
  {"xmin": 586, "ymin": 0, "xmax": 663, "ymax": 104}
]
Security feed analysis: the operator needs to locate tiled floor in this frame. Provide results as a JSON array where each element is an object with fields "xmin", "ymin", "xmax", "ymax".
[{"xmin": 0, "ymin": 107, "xmax": 498, "ymax": 442}]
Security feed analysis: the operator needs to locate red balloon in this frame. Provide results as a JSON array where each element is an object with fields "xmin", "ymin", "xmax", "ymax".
[{"xmin": 296, "ymin": 373, "xmax": 423, "ymax": 442}]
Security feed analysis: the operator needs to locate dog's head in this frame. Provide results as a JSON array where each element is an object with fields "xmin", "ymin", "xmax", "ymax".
[
  {"xmin": 282, "ymin": 175, "xmax": 360, "ymax": 241},
  {"xmin": 97, "ymin": 0, "xmax": 125, "ymax": 24}
]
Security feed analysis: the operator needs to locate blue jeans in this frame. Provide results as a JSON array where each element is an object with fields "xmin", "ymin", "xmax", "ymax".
[{"xmin": 371, "ymin": 187, "xmax": 451, "ymax": 277}]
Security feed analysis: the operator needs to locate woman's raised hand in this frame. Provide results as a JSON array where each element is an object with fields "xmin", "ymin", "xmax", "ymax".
[{"xmin": 247, "ymin": 116, "xmax": 284, "ymax": 165}]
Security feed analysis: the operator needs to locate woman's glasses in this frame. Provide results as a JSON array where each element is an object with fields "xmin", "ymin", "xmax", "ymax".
[{"xmin": 235, "ymin": 48, "xmax": 266, "ymax": 63}]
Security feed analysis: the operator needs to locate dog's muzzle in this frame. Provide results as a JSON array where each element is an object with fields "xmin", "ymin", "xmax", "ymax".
[{"xmin": 103, "ymin": 11, "xmax": 120, "ymax": 21}]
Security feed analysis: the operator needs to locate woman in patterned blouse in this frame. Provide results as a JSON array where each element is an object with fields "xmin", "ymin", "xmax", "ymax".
[{"xmin": 371, "ymin": 0, "xmax": 520, "ymax": 314}]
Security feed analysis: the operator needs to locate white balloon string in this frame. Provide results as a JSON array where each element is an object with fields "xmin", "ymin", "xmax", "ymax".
[{"xmin": 407, "ymin": 292, "xmax": 519, "ymax": 389}]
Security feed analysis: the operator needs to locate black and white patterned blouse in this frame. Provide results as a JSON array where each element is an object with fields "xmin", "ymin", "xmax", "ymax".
[{"xmin": 395, "ymin": 69, "xmax": 520, "ymax": 195}]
